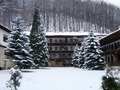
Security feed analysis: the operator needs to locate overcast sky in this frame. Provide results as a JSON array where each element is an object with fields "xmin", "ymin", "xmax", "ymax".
[{"xmin": 103, "ymin": 0, "xmax": 120, "ymax": 7}]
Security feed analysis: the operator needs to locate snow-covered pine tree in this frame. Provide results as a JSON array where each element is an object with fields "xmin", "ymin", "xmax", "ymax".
[
  {"xmin": 5, "ymin": 16, "xmax": 33, "ymax": 69},
  {"xmin": 78, "ymin": 40, "xmax": 86, "ymax": 68},
  {"xmin": 72, "ymin": 44, "xmax": 80, "ymax": 67},
  {"xmin": 82, "ymin": 31, "xmax": 104, "ymax": 70},
  {"xmin": 19, "ymin": 33, "xmax": 34, "ymax": 69},
  {"xmin": 29, "ymin": 8, "xmax": 49, "ymax": 67}
]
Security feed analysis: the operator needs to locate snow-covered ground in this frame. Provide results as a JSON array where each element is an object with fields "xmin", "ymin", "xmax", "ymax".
[{"xmin": 0, "ymin": 67, "xmax": 105, "ymax": 90}]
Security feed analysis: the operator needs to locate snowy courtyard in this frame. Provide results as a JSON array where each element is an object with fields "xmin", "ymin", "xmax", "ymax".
[{"xmin": 0, "ymin": 67, "xmax": 105, "ymax": 90}]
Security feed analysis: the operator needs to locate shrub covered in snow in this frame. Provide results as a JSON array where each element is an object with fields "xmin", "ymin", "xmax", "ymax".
[
  {"xmin": 6, "ymin": 67, "xmax": 22, "ymax": 90},
  {"xmin": 102, "ymin": 67, "xmax": 120, "ymax": 90}
]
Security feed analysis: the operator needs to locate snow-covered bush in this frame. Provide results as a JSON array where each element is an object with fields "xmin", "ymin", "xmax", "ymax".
[
  {"xmin": 102, "ymin": 67, "xmax": 120, "ymax": 90},
  {"xmin": 6, "ymin": 67, "xmax": 22, "ymax": 90}
]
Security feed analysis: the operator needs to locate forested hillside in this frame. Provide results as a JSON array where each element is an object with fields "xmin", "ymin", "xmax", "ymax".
[{"xmin": 0, "ymin": 0, "xmax": 120, "ymax": 33}]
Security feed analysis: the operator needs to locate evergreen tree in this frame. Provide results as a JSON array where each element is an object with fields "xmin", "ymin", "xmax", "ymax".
[
  {"xmin": 78, "ymin": 41, "xmax": 86, "ymax": 68},
  {"xmin": 82, "ymin": 31, "xmax": 104, "ymax": 70},
  {"xmin": 72, "ymin": 44, "xmax": 80, "ymax": 67},
  {"xmin": 29, "ymin": 8, "xmax": 49, "ymax": 67},
  {"xmin": 5, "ymin": 16, "xmax": 33, "ymax": 69}
]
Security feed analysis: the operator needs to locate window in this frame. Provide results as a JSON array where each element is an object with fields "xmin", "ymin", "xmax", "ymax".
[
  {"xmin": 55, "ymin": 39, "xmax": 58, "ymax": 43},
  {"xmin": 3, "ymin": 34, "xmax": 8, "ymax": 42},
  {"xmin": 118, "ymin": 42, "xmax": 120, "ymax": 48},
  {"xmin": 68, "ymin": 53, "xmax": 71, "ymax": 57},
  {"xmin": 49, "ymin": 47, "xmax": 52, "ymax": 51},
  {"xmin": 53, "ymin": 53, "xmax": 56, "ymax": 57},
  {"xmin": 65, "ymin": 47, "xmax": 68, "ymax": 51},
  {"xmin": 70, "ymin": 39, "xmax": 73, "ymax": 42},
  {"xmin": 107, "ymin": 45, "xmax": 109, "ymax": 50},
  {"xmin": 65, "ymin": 38, "xmax": 68, "ymax": 42},
  {"xmin": 50, "ymin": 39, "xmax": 52, "ymax": 43},
  {"xmin": 61, "ymin": 53, "xmax": 65, "ymax": 58},
  {"xmin": 55, "ymin": 47, "xmax": 58, "ymax": 51},
  {"xmin": 111, "ymin": 55, "xmax": 114, "ymax": 66},
  {"xmin": 108, "ymin": 45, "xmax": 110, "ymax": 50},
  {"xmin": 71, "ymin": 46, "xmax": 73, "ymax": 50},
  {"xmin": 105, "ymin": 47, "xmax": 107, "ymax": 51},
  {"xmin": 59, "ymin": 39, "xmax": 63, "ymax": 43},
  {"xmin": 111, "ymin": 44, "xmax": 114, "ymax": 50},
  {"xmin": 107, "ymin": 56, "xmax": 110, "ymax": 63},
  {"xmin": 115, "ymin": 43, "xmax": 117, "ymax": 49},
  {"xmin": 59, "ymin": 54, "xmax": 61, "ymax": 57}
]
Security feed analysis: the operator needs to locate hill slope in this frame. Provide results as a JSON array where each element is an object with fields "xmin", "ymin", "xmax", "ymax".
[{"xmin": 0, "ymin": 0, "xmax": 120, "ymax": 33}]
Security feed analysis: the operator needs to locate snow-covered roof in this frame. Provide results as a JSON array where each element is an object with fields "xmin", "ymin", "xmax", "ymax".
[
  {"xmin": 25, "ymin": 31, "xmax": 107, "ymax": 36},
  {"xmin": 46, "ymin": 32, "xmax": 107, "ymax": 36},
  {"xmin": 25, "ymin": 25, "xmax": 107, "ymax": 36}
]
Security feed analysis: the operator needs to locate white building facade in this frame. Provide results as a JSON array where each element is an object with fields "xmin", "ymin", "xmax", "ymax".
[{"xmin": 0, "ymin": 25, "xmax": 13, "ymax": 69}]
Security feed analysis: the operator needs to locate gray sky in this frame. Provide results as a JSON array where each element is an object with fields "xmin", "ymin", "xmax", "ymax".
[{"xmin": 103, "ymin": 0, "xmax": 120, "ymax": 7}]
